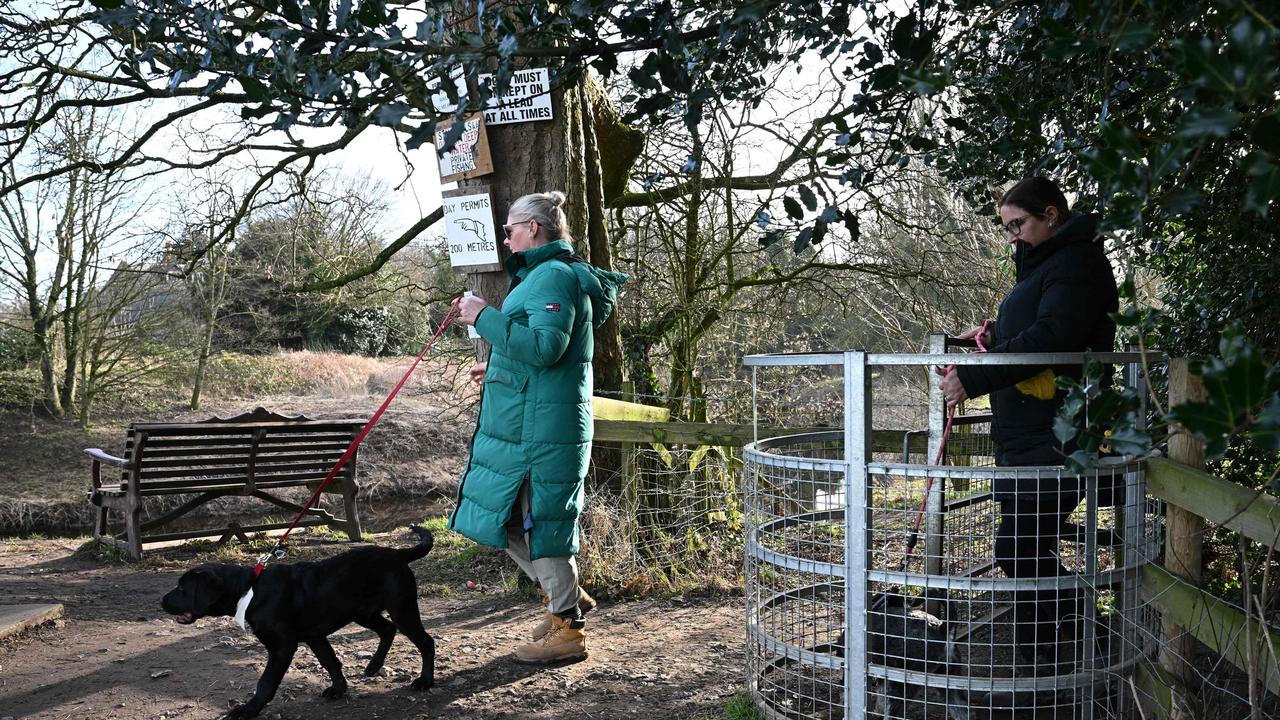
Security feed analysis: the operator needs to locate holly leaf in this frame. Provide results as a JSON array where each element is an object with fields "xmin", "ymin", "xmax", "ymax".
[
  {"xmin": 793, "ymin": 227, "xmax": 813, "ymax": 254},
  {"xmin": 798, "ymin": 183, "xmax": 818, "ymax": 212},
  {"xmin": 372, "ymin": 103, "xmax": 412, "ymax": 128},
  {"xmin": 1107, "ymin": 426, "xmax": 1152, "ymax": 457},
  {"xmin": 1249, "ymin": 394, "xmax": 1280, "ymax": 451},
  {"xmin": 1053, "ymin": 415, "xmax": 1078, "ymax": 445},
  {"xmin": 1177, "ymin": 109, "xmax": 1240, "ymax": 139},
  {"xmin": 783, "ymin": 195, "xmax": 804, "ymax": 220}
]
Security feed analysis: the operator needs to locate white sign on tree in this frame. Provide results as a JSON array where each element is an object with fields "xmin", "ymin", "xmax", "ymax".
[
  {"xmin": 427, "ymin": 67, "xmax": 555, "ymax": 126},
  {"xmin": 442, "ymin": 189, "xmax": 500, "ymax": 269},
  {"xmin": 479, "ymin": 68, "xmax": 554, "ymax": 125}
]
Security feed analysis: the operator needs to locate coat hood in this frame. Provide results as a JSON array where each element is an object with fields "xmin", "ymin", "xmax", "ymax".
[
  {"xmin": 507, "ymin": 240, "xmax": 628, "ymax": 328},
  {"xmin": 566, "ymin": 259, "xmax": 628, "ymax": 328},
  {"xmin": 1015, "ymin": 212, "xmax": 1102, "ymax": 279}
]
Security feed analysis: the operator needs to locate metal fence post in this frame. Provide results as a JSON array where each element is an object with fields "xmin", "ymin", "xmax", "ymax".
[
  {"xmin": 844, "ymin": 351, "xmax": 869, "ymax": 720},
  {"xmin": 924, "ymin": 333, "xmax": 947, "ymax": 615}
]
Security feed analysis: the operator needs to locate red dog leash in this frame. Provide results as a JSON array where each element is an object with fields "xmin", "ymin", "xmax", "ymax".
[
  {"xmin": 253, "ymin": 298, "xmax": 463, "ymax": 577},
  {"xmin": 899, "ymin": 319, "xmax": 991, "ymax": 564}
]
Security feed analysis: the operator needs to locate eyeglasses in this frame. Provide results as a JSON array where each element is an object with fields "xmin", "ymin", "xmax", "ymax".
[
  {"xmin": 503, "ymin": 219, "xmax": 535, "ymax": 237},
  {"xmin": 1001, "ymin": 213, "xmax": 1035, "ymax": 236}
]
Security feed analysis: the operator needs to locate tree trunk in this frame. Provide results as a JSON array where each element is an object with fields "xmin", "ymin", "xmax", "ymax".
[
  {"xmin": 33, "ymin": 318, "xmax": 63, "ymax": 416},
  {"xmin": 458, "ymin": 74, "xmax": 625, "ymax": 394},
  {"xmin": 190, "ymin": 319, "xmax": 216, "ymax": 411},
  {"xmin": 59, "ymin": 267, "xmax": 87, "ymax": 413}
]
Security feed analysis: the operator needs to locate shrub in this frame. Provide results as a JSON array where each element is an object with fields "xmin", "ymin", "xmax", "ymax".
[{"xmin": 0, "ymin": 326, "xmax": 36, "ymax": 372}]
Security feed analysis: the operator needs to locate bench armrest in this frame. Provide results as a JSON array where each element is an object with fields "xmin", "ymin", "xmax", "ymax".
[{"xmin": 84, "ymin": 448, "xmax": 127, "ymax": 468}]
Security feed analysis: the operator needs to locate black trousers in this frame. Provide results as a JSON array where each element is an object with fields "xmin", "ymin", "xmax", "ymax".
[{"xmin": 994, "ymin": 485, "xmax": 1084, "ymax": 654}]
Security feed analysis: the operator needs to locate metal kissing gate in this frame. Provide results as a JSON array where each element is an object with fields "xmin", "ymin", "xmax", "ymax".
[{"xmin": 742, "ymin": 347, "xmax": 1163, "ymax": 720}]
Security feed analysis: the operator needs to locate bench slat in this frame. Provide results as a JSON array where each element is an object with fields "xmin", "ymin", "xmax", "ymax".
[
  {"xmin": 126, "ymin": 441, "xmax": 352, "ymax": 457},
  {"xmin": 136, "ymin": 433, "xmax": 357, "ymax": 448},
  {"xmin": 137, "ymin": 450, "xmax": 351, "ymax": 470},
  {"xmin": 131, "ymin": 421, "xmax": 363, "ymax": 434},
  {"xmin": 138, "ymin": 462, "xmax": 350, "ymax": 481},
  {"xmin": 100, "ymin": 474, "xmax": 349, "ymax": 494}
]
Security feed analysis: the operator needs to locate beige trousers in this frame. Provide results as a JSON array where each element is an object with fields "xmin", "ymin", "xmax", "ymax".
[{"xmin": 505, "ymin": 484, "xmax": 581, "ymax": 619}]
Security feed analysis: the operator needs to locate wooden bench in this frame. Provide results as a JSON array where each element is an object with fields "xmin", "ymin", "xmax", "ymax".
[{"xmin": 85, "ymin": 407, "xmax": 365, "ymax": 560}]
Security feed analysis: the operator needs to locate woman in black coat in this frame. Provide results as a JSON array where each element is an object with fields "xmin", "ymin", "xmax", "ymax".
[{"xmin": 937, "ymin": 176, "xmax": 1118, "ymax": 669}]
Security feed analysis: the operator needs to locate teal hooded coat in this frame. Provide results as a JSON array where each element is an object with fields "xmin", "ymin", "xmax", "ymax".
[{"xmin": 448, "ymin": 239, "xmax": 627, "ymax": 560}]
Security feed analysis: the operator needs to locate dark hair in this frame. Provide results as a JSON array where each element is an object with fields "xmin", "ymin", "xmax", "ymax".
[{"xmin": 999, "ymin": 176, "xmax": 1070, "ymax": 220}]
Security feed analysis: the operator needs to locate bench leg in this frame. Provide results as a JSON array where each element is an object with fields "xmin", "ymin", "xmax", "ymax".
[
  {"xmin": 216, "ymin": 522, "xmax": 251, "ymax": 545},
  {"xmin": 342, "ymin": 485, "xmax": 362, "ymax": 541},
  {"xmin": 94, "ymin": 504, "xmax": 109, "ymax": 542},
  {"xmin": 125, "ymin": 502, "xmax": 144, "ymax": 561}
]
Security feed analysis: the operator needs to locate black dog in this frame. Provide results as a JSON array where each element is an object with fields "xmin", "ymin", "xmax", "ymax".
[
  {"xmin": 161, "ymin": 526, "xmax": 436, "ymax": 719},
  {"xmin": 836, "ymin": 590, "xmax": 969, "ymax": 720}
]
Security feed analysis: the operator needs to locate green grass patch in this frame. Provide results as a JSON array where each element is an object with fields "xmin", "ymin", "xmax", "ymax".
[{"xmin": 699, "ymin": 694, "xmax": 762, "ymax": 720}]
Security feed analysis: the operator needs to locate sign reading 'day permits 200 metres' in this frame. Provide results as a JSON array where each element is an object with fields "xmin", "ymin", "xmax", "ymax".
[
  {"xmin": 479, "ymin": 68, "xmax": 554, "ymax": 125},
  {"xmin": 442, "ymin": 189, "xmax": 500, "ymax": 269}
]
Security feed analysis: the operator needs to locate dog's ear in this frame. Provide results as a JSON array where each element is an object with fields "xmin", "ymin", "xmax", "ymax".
[{"xmin": 188, "ymin": 566, "xmax": 225, "ymax": 615}]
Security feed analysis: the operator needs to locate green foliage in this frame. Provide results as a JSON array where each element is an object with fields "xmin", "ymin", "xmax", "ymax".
[
  {"xmin": 0, "ymin": 368, "xmax": 41, "ymax": 409},
  {"xmin": 1053, "ymin": 357, "xmax": 1150, "ymax": 473},
  {"xmin": 1166, "ymin": 324, "xmax": 1280, "ymax": 460},
  {"xmin": 326, "ymin": 306, "xmax": 392, "ymax": 356},
  {"xmin": 0, "ymin": 325, "xmax": 36, "ymax": 372},
  {"xmin": 1057, "ymin": 323, "xmax": 1280, "ymax": 480}
]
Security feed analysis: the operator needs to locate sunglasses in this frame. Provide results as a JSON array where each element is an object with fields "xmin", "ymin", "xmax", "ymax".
[{"xmin": 503, "ymin": 219, "xmax": 535, "ymax": 237}]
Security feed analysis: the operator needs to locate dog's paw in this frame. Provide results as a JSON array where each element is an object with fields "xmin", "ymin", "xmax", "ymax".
[
  {"xmin": 363, "ymin": 661, "xmax": 385, "ymax": 677},
  {"xmin": 221, "ymin": 704, "xmax": 259, "ymax": 720},
  {"xmin": 321, "ymin": 682, "xmax": 348, "ymax": 700},
  {"xmin": 410, "ymin": 676, "xmax": 434, "ymax": 691}
]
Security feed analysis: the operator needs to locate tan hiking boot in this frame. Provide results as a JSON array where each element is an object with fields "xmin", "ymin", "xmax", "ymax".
[
  {"xmin": 529, "ymin": 587, "xmax": 598, "ymax": 641},
  {"xmin": 513, "ymin": 615, "xmax": 588, "ymax": 664}
]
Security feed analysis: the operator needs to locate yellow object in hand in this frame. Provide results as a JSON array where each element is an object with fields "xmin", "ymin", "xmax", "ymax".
[{"xmin": 1015, "ymin": 369, "xmax": 1057, "ymax": 400}]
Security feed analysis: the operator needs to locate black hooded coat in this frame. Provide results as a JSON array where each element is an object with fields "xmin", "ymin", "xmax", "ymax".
[{"xmin": 954, "ymin": 213, "xmax": 1118, "ymax": 490}]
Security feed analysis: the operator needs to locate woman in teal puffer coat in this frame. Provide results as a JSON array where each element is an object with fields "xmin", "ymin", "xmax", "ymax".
[{"xmin": 452, "ymin": 190, "xmax": 626, "ymax": 665}]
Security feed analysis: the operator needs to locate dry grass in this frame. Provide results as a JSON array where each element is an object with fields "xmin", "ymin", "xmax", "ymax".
[{"xmin": 274, "ymin": 350, "xmax": 384, "ymax": 397}]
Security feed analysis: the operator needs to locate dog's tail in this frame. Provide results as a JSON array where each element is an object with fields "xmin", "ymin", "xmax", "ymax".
[{"xmin": 401, "ymin": 525, "xmax": 435, "ymax": 562}]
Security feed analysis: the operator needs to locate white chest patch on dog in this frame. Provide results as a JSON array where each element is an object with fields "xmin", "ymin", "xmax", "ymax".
[{"xmin": 234, "ymin": 588, "xmax": 254, "ymax": 632}]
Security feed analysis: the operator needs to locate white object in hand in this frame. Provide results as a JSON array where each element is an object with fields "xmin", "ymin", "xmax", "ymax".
[{"xmin": 463, "ymin": 291, "xmax": 480, "ymax": 339}]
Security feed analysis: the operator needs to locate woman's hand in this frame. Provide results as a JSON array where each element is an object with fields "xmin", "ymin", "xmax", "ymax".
[
  {"xmin": 468, "ymin": 361, "xmax": 488, "ymax": 385},
  {"xmin": 958, "ymin": 322, "xmax": 993, "ymax": 349},
  {"xmin": 458, "ymin": 293, "xmax": 489, "ymax": 325},
  {"xmin": 937, "ymin": 368, "xmax": 969, "ymax": 409}
]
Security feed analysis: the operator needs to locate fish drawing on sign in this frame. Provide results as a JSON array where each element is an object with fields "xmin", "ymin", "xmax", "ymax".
[{"xmin": 453, "ymin": 218, "xmax": 488, "ymax": 244}]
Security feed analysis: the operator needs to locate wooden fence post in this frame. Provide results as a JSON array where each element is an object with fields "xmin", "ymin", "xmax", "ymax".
[{"xmin": 1162, "ymin": 357, "xmax": 1207, "ymax": 718}]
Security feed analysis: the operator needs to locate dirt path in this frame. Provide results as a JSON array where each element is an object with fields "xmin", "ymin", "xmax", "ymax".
[{"xmin": 0, "ymin": 537, "xmax": 745, "ymax": 720}]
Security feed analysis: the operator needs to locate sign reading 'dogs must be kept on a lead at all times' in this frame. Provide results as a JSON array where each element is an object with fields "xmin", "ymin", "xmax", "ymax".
[
  {"xmin": 442, "ymin": 189, "xmax": 500, "ymax": 269},
  {"xmin": 478, "ymin": 68, "xmax": 553, "ymax": 125},
  {"xmin": 427, "ymin": 68, "xmax": 554, "ymax": 126}
]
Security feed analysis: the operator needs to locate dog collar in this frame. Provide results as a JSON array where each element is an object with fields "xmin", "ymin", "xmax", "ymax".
[{"xmin": 234, "ymin": 588, "xmax": 254, "ymax": 632}]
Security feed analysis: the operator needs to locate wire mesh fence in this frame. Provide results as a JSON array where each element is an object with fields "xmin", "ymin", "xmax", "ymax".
[
  {"xmin": 581, "ymin": 370, "xmax": 931, "ymax": 594},
  {"xmin": 579, "ymin": 443, "xmax": 745, "ymax": 593},
  {"xmin": 743, "ymin": 350, "xmax": 1165, "ymax": 720}
]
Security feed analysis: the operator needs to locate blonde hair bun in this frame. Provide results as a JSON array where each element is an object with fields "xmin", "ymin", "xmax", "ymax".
[{"xmin": 510, "ymin": 190, "xmax": 572, "ymax": 244}]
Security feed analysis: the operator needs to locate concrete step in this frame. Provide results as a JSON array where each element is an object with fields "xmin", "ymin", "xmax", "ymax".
[{"xmin": 0, "ymin": 603, "xmax": 64, "ymax": 641}]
